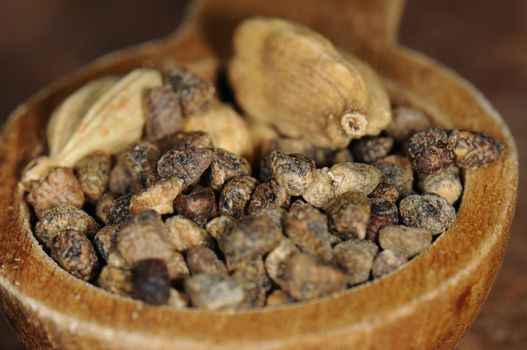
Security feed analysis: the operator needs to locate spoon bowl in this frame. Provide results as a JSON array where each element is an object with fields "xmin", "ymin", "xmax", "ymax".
[{"xmin": 0, "ymin": 0, "xmax": 518, "ymax": 349}]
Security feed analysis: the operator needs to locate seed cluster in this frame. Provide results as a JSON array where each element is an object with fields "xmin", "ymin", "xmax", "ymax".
[{"xmin": 23, "ymin": 26, "xmax": 504, "ymax": 310}]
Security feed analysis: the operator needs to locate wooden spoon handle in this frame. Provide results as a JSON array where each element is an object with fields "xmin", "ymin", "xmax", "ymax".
[{"xmin": 167, "ymin": 0, "xmax": 406, "ymax": 56}]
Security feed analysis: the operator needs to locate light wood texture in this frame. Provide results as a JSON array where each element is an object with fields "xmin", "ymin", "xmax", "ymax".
[{"xmin": 0, "ymin": 0, "xmax": 518, "ymax": 349}]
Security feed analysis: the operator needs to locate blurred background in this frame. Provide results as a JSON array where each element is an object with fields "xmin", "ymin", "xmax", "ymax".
[{"xmin": 0, "ymin": 0, "xmax": 525, "ymax": 349}]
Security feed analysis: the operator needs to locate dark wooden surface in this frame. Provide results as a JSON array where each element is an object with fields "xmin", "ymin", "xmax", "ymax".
[{"xmin": 0, "ymin": 0, "xmax": 525, "ymax": 349}]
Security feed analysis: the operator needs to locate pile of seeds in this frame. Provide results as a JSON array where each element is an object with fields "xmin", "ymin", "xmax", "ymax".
[{"xmin": 21, "ymin": 18, "xmax": 504, "ymax": 310}]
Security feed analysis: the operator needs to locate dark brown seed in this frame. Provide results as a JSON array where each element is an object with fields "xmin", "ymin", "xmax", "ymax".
[
  {"xmin": 447, "ymin": 129, "xmax": 503, "ymax": 168},
  {"xmin": 283, "ymin": 253, "xmax": 345, "ymax": 301},
  {"xmin": 220, "ymin": 208, "xmax": 283, "ymax": 270},
  {"xmin": 27, "ymin": 167, "xmax": 85, "ymax": 218},
  {"xmin": 374, "ymin": 155, "xmax": 414, "ymax": 196},
  {"xmin": 351, "ymin": 136, "xmax": 394, "ymax": 163},
  {"xmin": 156, "ymin": 131, "xmax": 214, "ymax": 153},
  {"xmin": 378, "ymin": 225, "xmax": 433, "ymax": 258},
  {"xmin": 386, "ymin": 106, "xmax": 432, "ymax": 141},
  {"xmin": 333, "ymin": 239, "xmax": 379, "ymax": 285},
  {"xmin": 369, "ymin": 182, "xmax": 400, "ymax": 203},
  {"xmin": 143, "ymin": 86, "xmax": 184, "ymax": 141},
  {"xmin": 186, "ymin": 246, "xmax": 227, "ymax": 276},
  {"xmin": 248, "ymin": 180, "xmax": 290, "ymax": 213},
  {"xmin": 209, "ymin": 148, "xmax": 252, "ymax": 190},
  {"xmin": 372, "ymin": 250, "xmax": 407, "ymax": 278},
  {"xmin": 129, "ymin": 177, "xmax": 184, "ymax": 215},
  {"xmin": 174, "ymin": 186, "xmax": 218, "ymax": 226},
  {"xmin": 115, "ymin": 142, "xmax": 161, "ymax": 192},
  {"xmin": 399, "ymin": 193, "xmax": 456, "ymax": 235},
  {"xmin": 407, "ymin": 128, "xmax": 454, "ymax": 174},
  {"xmin": 116, "ymin": 212, "xmax": 173, "ymax": 266},
  {"xmin": 257, "ymin": 157, "xmax": 274, "ymax": 182},
  {"xmin": 184, "ymin": 274, "xmax": 245, "ymax": 310},
  {"xmin": 74, "ymin": 151, "xmax": 111, "ymax": 203},
  {"xmin": 35, "ymin": 204, "xmax": 100, "ymax": 248},
  {"xmin": 51, "ymin": 230, "xmax": 99, "ymax": 281},
  {"xmin": 326, "ymin": 192, "xmax": 371, "ymax": 239},
  {"xmin": 205, "ymin": 215, "xmax": 237, "ymax": 241},
  {"xmin": 269, "ymin": 151, "xmax": 315, "ymax": 196},
  {"xmin": 157, "ymin": 147, "xmax": 213, "ymax": 186},
  {"xmin": 95, "ymin": 193, "xmax": 115, "ymax": 225},
  {"xmin": 284, "ymin": 201, "xmax": 332, "ymax": 262},
  {"xmin": 219, "ymin": 176, "xmax": 258, "ymax": 218},
  {"xmin": 107, "ymin": 193, "xmax": 132, "ymax": 225},
  {"xmin": 94, "ymin": 225, "xmax": 120, "ymax": 261},
  {"xmin": 98, "ymin": 265, "xmax": 133, "ymax": 296},
  {"xmin": 232, "ymin": 259, "xmax": 269, "ymax": 308},
  {"xmin": 131, "ymin": 259, "xmax": 171, "ymax": 305},
  {"xmin": 164, "ymin": 67, "xmax": 215, "ymax": 116},
  {"xmin": 366, "ymin": 198, "xmax": 399, "ymax": 242}
]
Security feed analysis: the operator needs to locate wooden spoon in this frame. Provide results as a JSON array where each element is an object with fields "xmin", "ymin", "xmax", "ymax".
[{"xmin": 0, "ymin": 0, "xmax": 518, "ymax": 349}]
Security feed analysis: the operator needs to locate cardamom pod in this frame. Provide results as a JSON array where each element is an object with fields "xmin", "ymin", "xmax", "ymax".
[
  {"xmin": 47, "ymin": 76, "xmax": 118, "ymax": 156},
  {"xmin": 343, "ymin": 53, "xmax": 392, "ymax": 136},
  {"xmin": 183, "ymin": 103, "xmax": 253, "ymax": 160},
  {"xmin": 229, "ymin": 18, "xmax": 368, "ymax": 149},
  {"xmin": 22, "ymin": 68, "xmax": 162, "ymax": 187}
]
